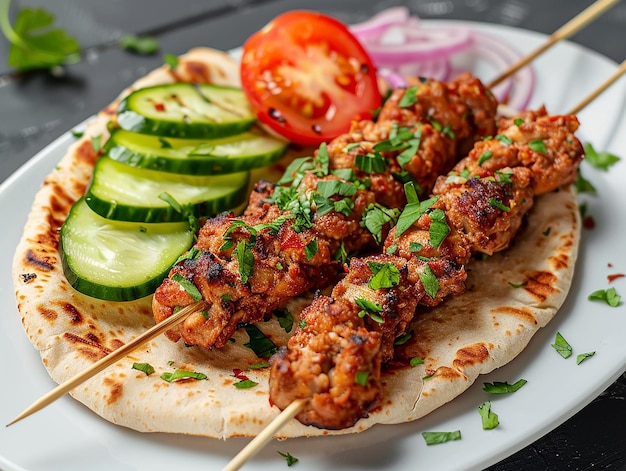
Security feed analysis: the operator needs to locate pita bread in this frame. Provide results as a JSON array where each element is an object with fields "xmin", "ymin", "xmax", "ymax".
[{"xmin": 12, "ymin": 48, "xmax": 580, "ymax": 438}]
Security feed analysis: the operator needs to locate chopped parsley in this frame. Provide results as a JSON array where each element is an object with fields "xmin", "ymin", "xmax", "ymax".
[
  {"xmin": 278, "ymin": 451, "xmax": 299, "ymax": 466},
  {"xmin": 394, "ymin": 329, "xmax": 413, "ymax": 346},
  {"xmin": 171, "ymin": 273, "xmax": 202, "ymax": 301},
  {"xmin": 428, "ymin": 208, "xmax": 450, "ymax": 248},
  {"xmin": 119, "ymin": 34, "xmax": 159, "ymax": 55},
  {"xmin": 422, "ymin": 430, "xmax": 462, "ymax": 445},
  {"xmin": 478, "ymin": 401, "xmax": 499, "ymax": 429},
  {"xmin": 367, "ymin": 261, "xmax": 400, "ymax": 290},
  {"xmin": 399, "ymin": 85, "xmax": 419, "ymax": 107},
  {"xmin": 304, "ymin": 238, "xmax": 318, "ymax": 261},
  {"xmin": 477, "ymin": 151, "xmax": 493, "ymax": 166},
  {"xmin": 488, "ymin": 197, "xmax": 511, "ymax": 212},
  {"xmin": 419, "ymin": 264, "xmax": 439, "ymax": 299},
  {"xmin": 354, "ymin": 371, "xmax": 370, "ymax": 386},
  {"xmin": 410, "ymin": 356, "xmax": 425, "ymax": 367},
  {"xmin": 160, "ymin": 369, "xmax": 207, "ymax": 382},
  {"xmin": 584, "ymin": 142, "xmax": 620, "ymax": 170},
  {"xmin": 163, "ymin": 53, "xmax": 178, "ymax": 70},
  {"xmin": 355, "ymin": 152, "xmax": 387, "ymax": 173},
  {"xmin": 235, "ymin": 240, "xmax": 255, "ymax": 283},
  {"xmin": 551, "ymin": 331, "xmax": 573, "ymax": 359},
  {"xmin": 482, "ymin": 379, "xmax": 527, "ymax": 394},
  {"xmin": 234, "ymin": 379, "xmax": 258, "ymax": 389},
  {"xmin": 394, "ymin": 183, "xmax": 439, "ymax": 238},
  {"xmin": 528, "ymin": 138, "xmax": 547, "ymax": 154},
  {"xmin": 361, "ymin": 203, "xmax": 400, "ymax": 244},
  {"xmin": 243, "ymin": 325, "xmax": 278, "ymax": 358},
  {"xmin": 355, "ymin": 298, "xmax": 384, "ymax": 324},
  {"xmin": 588, "ymin": 287, "xmax": 621, "ymax": 307},
  {"xmin": 576, "ymin": 352, "xmax": 596, "ymax": 365},
  {"xmin": 495, "ymin": 134, "xmax": 513, "ymax": 146},
  {"xmin": 132, "ymin": 362, "xmax": 155, "ymax": 376},
  {"xmin": 514, "ymin": 118, "xmax": 524, "ymax": 126}
]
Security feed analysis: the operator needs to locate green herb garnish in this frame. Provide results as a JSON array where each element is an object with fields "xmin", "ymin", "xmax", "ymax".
[
  {"xmin": 482, "ymin": 379, "xmax": 527, "ymax": 394},
  {"xmin": 588, "ymin": 287, "xmax": 621, "ymax": 307},
  {"xmin": 367, "ymin": 261, "xmax": 400, "ymax": 290},
  {"xmin": 584, "ymin": 142, "xmax": 620, "ymax": 170},
  {"xmin": 132, "ymin": 362, "xmax": 155, "ymax": 376},
  {"xmin": 171, "ymin": 273, "xmax": 202, "ymax": 301},
  {"xmin": 478, "ymin": 401, "xmax": 499, "ymax": 429},
  {"xmin": 119, "ymin": 34, "xmax": 159, "ymax": 54},
  {"xmin": 160, "ymin": 369, "xmax": 207, "ymax": 382},
  {"xmin": 551, "ymin": 332, "xmax": 573, "ymax": 359},
  {"xmin": 277, "ymin": 451, "xmax": 299, "ymax": 466},
  {"xmin": 422, "ymin": 430, "xmax": 462, "ymax": 445}
]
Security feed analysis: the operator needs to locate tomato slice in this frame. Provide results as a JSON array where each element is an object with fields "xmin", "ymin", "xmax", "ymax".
[{"xmin": 240, "ymin": 11, "xmax": 382, "ymax": 146}]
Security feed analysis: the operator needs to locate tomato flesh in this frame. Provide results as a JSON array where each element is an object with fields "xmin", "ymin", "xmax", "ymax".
[{"xmin": 240, "ymin": 11, "xmax": 382, "ymax": 145}]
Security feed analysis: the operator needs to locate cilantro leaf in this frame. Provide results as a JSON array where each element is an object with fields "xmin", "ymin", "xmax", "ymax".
[
  {"xmin": 584, "ymin": 142, "xmax": 620, "ymax": 171},
  {"xmin": 234, "ymin": 379, "xmax": 258, "ymax": 389},
  {"xmin": 418, "ymin": 264, "xmax": 439, "ymax": 299},
  {"xmin": 574, "ymin": 168, "xmax": 596, "ymax": 194},
  {"xmin": 2, "ymin": 3, "xmax": 81, "ymax": 71}
]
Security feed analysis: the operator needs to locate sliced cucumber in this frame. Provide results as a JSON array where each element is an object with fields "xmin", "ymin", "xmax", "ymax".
[
  {"xmin": 60, "ymin": 198, "xmax": 194, "ymax": 301},
  {"xmin": 117, "ymin": 83, "xmax": 256, "ymax": 139},
  {"xmin": 85, "ymin": 157, "xmax": 249, "ymax": 223},
  {"xmin": 105, "ymin": 128, "xmax": 288, "ymax": 175}
]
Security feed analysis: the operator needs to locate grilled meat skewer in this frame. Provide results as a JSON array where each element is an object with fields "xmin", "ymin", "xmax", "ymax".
[
  {"xmin": 152, "ymin": 74, "xmax": 497, "ymax": 349},
  {"xmin": 268, "ymin": 108, "xmax": 584, "ymax": 430}
]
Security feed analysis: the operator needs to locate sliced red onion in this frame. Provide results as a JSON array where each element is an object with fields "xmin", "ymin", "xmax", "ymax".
[
  {"xmin": 349, "ymin": 7, "xmax": 411, "ymax": 42},
  {"xmin": 350, "ymin": 7, "xmax": 535, "ymax": 109},
  {"xmin": 360, "ymin": 26, "xmax": 472, "ymax": 66}
]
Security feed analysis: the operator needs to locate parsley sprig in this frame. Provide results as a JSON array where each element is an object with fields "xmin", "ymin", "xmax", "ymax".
[{"xmin": 0, "ymin": 0, "xmax": 80, "ymax": 71}]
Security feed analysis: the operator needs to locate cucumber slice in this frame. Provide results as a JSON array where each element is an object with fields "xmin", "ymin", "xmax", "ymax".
[
  {"xmin": 85, "ymin": 157, "xmax": 249, "ymax": 223},
  {"xmin": 60, "ymin": 198, "xmax": 194, "ymax": 301},
  {"xmin": 105, "ymin": 129, "xmax": 288, "ymax": 175},
  {"xmin": 117, "ymin": 83, "xmax": 256, "ymax": 139}
]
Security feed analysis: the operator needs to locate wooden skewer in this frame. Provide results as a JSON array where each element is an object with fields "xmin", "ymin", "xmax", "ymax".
[
  {"xmin": 488, "ymin": 0, "xmax": 621, "ymax": 88},
  {"xmin": 6, "ymin": 300, "xmax": 207, "ymax": 427},
  {"xmin": 222, "ymin": 398, "xmax": 308, "ymax": 471},
  {"xmin": 568, "ymin": 59, "xmax": 626, "ymax": 114}
]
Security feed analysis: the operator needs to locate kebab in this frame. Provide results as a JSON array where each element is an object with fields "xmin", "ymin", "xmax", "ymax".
[
  {"xmin": 269, "ymin": 106, "xmax": 583, "ymax": 429},
  {"xmin": 151, "ymin": 72, "xmax": 498, "ymax": 350}
]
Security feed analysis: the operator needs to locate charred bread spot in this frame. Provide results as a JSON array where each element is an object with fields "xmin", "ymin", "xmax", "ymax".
[
  {"xmin": 453, "ymin": 342, "xmax": 490, "ymax": 371},
  {"xmin": 491, "ymin": 305, "xmax": 538, "ymax": 325},
  {"xmin": 523, "ymin": 270, "xmax": 558, "ymax": 302},
  {"xmin": 63, "ymin": 332, "xmax": 111, "ymax": 361},
  {"xmin": 103, "ymin": 376, "xmax": 124, "ymax": 405},
  {"xmin": 20, "ymin": 272, "xmax": 37, "ymax": 283},
  {"xmin": 25, "ymin": 249, "xmax": 54, "ymax": 271}
]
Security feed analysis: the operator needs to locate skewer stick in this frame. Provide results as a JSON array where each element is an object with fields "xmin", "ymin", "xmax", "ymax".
[
  {"xmin": 6, "ymin": 300, "xmax": 207, "ymax": 427},
  {"xmin": 568, "ymin": 59, "xmax": 626, "ymax": 115},
  {"xmin": 222, "ymin": 398, "xmax": 308, "ymax": 471},
  {"xmin": 488, "ymin": 0, "xmax": 621, "ymax": 88}
]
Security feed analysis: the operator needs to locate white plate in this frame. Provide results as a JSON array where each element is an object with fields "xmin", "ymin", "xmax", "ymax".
[{"xmin": 1, "ymin": 21, "xmax": 625, "ymax": 471}]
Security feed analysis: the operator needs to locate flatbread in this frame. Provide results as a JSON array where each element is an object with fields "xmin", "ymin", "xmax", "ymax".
[{"xmin": 12, "ymin": 47, "xmax": 580, "ymax": 438}]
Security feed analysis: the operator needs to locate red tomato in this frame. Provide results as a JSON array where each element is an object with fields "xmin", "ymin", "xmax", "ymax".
[{"xmin": 240, "ymin": 11, "xmax": 382, "ymax": 145}]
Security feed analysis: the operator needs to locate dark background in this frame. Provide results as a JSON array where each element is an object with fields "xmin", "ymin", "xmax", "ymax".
[{"xmin": 1, "ymin": 1, "xmax": 625, "ymax": 469}]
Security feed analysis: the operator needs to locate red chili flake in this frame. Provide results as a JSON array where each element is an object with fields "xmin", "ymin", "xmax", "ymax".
[
  {"xmin": 583, "ymin": 215, "xmax": 595, "ymax": 229},
  {"xmin": 608, "ymin": 263, "xmax": 614, "ymax": 268},
  {"xmin": 268, "ymin": 396, "xmax": 274, "ymax": 408},
  {"xmin": 232, "ymin": 369, "xmax": 249, "ymax": 381},
  {"xmin": 608, "ymin": 273, "xmax": 625, "ymax": 283},
  {"xmin": 154, "ymin": 103, "xmax": 166, "ymax": 112}
]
